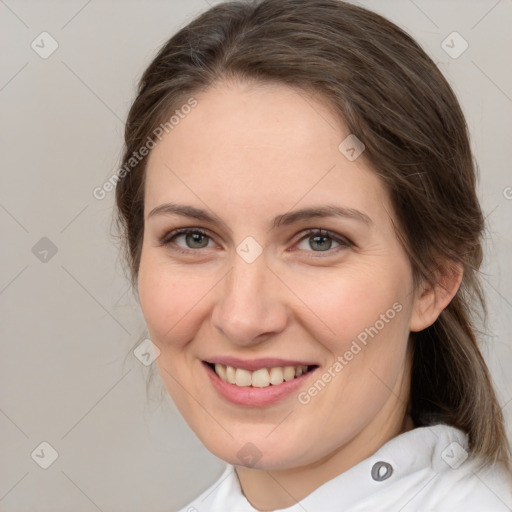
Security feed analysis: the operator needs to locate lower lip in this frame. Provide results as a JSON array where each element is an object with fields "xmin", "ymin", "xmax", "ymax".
[{"xmin": 203, "ymin": 362, "xmax": 317, "ymax": 407}]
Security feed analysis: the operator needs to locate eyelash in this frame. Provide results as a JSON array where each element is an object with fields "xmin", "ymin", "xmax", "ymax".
[{"xmin": 157, "ymin": 227, "xmax": 353, "ymax": 257}]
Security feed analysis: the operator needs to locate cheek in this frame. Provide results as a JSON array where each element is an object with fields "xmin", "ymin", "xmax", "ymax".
[
  {"xmin": 288, "ymin": 263, "xmax": 409, "ymax": 347},
  {"xmin": 289, "ymin": 261, "xmax": 413, "ymax": 403},
  {"xmin": 330, "ymin": 276, "xmax": 411, "ymax": 394},
  {"xmin": 137, "ymin": 253, "xmax": 209, "ymax": 348}
]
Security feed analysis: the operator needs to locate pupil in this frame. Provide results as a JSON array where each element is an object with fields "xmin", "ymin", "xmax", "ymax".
[
  {"xmin": 186, "ymin": 232, "xmax": 208, "ymax": 248},
  {"xmin": 310, "ymin": 235, "xmax": 331, "ymax": 251}
]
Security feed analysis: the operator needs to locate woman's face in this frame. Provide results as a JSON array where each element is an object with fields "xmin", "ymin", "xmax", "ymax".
[{"xmin": 138, "ymin": 80, "xmax": 421, "ymax": 470}]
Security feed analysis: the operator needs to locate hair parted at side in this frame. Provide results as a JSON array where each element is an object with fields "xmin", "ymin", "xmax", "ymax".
[{"xmin": 114, "ymin": 0, "xmax": 511, "ymax": 469}]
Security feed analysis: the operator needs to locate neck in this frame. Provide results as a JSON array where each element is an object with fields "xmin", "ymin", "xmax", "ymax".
[{"xmin": 235, "ymin": 378, "xmax": 414, "ymax": 511}]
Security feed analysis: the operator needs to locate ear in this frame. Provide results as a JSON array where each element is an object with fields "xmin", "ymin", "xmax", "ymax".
[{"xmin": 409, "ymin": 261, "xmax": 463, "ymax": 333}]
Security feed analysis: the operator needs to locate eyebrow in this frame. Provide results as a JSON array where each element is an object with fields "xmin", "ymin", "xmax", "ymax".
[{"xmin": 147, "ymin": 202, "xmax": 373, "ymax": 230}]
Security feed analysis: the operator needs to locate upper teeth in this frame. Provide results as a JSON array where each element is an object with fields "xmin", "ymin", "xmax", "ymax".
[{"xmin": 214, "ymin": 364, "xmax": 309, "ymax": 388}]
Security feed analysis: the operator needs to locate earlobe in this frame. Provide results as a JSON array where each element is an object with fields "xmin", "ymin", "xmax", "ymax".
[{"xmin": 409, "ymin": 262, "xmax": 463, "ymax": 333}]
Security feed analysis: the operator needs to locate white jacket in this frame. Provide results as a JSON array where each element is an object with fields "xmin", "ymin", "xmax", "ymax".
[{"xmin": 178, "ymin": 424, "xmax": 512, "ymax": 511}]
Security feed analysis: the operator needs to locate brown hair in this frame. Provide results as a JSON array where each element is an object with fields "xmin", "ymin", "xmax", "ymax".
[{"xmin": 115, "ymin": 0, "xmax": 510, "ymax": 468}]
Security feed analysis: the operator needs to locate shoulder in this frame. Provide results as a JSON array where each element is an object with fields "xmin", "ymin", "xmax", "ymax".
[
  {"xmin": 425, "ymin": 456, "xmax": 512, "ymax": 511},
  {"xmin": 424, "ymin": 425, "xmax": 512, "ymax": 510},
  {"xmin": 176, "ymin": 425, "xmax": 512, "ymax": 512},
  {"xmin": 350, "ymin": 424, "xmax": 512, "ymax": 512}
]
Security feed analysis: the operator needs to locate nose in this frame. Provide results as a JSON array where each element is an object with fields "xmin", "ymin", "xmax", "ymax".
[{"xmin": 211, "ymin": 252, "xmax": 288, "ymax": 347}]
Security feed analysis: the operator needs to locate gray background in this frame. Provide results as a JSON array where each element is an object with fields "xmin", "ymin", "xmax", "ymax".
[{"xmin": 1, "ymin": 0, "xmax": 511, "ymax": 510}]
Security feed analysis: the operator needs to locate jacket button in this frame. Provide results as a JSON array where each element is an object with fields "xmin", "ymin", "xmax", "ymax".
[{"xmin": 371, "ymin": 461, "xmax": 393, "ymax": 481}]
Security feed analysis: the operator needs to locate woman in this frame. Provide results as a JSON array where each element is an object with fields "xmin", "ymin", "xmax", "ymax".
[{"xmin": 114, "ymin": 0, "xmax": 512, "ymax": 510}]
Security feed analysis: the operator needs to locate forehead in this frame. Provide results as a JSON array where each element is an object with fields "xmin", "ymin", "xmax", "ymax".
[{"xmin": 144, "ymin": 80, "xmax": 392, "ymax": 224}]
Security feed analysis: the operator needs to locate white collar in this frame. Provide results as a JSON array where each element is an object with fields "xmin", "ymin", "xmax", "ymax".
[{"xmin": 188, "ymin": 424, "xmax": 473, "ymax": 511}]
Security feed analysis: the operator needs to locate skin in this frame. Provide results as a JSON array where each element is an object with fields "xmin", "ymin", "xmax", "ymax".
[{"xmin": 137, "ymin": 80, "xmax": 461, "ymax": 510}]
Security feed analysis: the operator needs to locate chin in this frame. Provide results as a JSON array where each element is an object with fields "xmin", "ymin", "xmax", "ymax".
[{"xmin": 198, "ymin": 430, "xmax": 316, "ymax": 471}]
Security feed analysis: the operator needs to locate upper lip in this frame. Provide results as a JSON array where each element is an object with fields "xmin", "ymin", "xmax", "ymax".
[{"xmin": 204, "ymin": 357, "xmax": 318, "ymax": 372}]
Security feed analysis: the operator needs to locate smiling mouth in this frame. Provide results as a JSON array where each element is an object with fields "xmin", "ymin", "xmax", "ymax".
[{"xmin": 204, "ymin": 362, "xmax": 318, "ymax": 388}]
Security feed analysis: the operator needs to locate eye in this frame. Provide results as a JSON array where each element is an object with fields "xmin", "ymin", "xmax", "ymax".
[
  {"xmin": 294, "ymin": 229, "xmax": 351, "ymax": 255},
  {"xmin": 159, "ymin": 228, "xmax": 215, "ymax": 252},
  {"xmin": 158, "ymin": 227, "xmax": 352, "ymax": 257}
]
